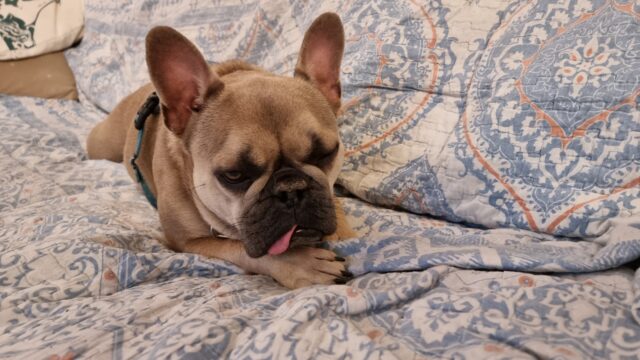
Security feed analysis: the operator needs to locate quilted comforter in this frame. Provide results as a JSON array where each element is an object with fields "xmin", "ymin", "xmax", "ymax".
[{"xmin": 1, "ymin": 0, "xmax": 639, "ymax": 358}]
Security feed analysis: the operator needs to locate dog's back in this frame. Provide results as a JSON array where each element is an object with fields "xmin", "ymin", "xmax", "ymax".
[{"xmin": 86, "ymin": 83, "xmax": 155, "ymax": 163}]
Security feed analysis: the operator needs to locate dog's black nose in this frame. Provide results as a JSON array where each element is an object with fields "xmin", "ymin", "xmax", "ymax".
[{"xmin": 272, "ymin": 167, "xmax": 308, "ymax": 207}]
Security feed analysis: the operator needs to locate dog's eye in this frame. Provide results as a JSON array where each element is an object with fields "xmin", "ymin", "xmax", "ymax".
[
  {"xmin": 313, "ymin": 144, "xmax": 340, "ymax": 167},
  {"xmin": 221, "ymin": 171, "xmax": 245, "ymax": 184},
  {"xmin": 321, "ymin": 146, "xmax": 338, "ymax": 161},
  {"xmin": 214, "ymin": 157, "xmax": 264, "ymax": 192}
]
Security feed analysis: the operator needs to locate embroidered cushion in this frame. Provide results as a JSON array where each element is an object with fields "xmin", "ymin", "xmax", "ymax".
[{"xmin": 0, "ymin": 0, "xmax": 83, "ymax": 60}]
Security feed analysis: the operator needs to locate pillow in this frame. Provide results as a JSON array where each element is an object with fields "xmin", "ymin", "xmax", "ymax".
[
  {"xmin": 0, "ymin": 50, "xmax": 78, "ymax": 99},
  {"xmin": 0, "ymin": 0, "xmax": 84, "ymax": 60},
  {"xmin": 66, "ymin": 0, "xmax": 639, "ymax": 239},
  {"xmin": 338, "ymin": 0, "xmax": 639, "ymax": 239},
  {"xmin": 66, "ymin": 1, "xmax": 320, "ymax": 112}
]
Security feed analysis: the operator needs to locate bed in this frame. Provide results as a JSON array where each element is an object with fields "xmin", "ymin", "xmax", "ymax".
[{"xmin": 1, "ymin": 0, "xmax": 639, "ymax": 358}]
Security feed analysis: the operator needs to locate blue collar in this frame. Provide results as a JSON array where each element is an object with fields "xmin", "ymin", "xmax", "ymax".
[{"xmin": 129, "ymin": 92, "xmax": 160, "ymax": 209}]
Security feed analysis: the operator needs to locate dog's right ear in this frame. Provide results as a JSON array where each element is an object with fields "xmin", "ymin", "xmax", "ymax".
[
  {"xmin": 146, "ymin": 26, "xmax": 223, "ymax": 135},
  {"xmin": 294, "ymin": 13, "xmax": 345, "ymax": 114}
]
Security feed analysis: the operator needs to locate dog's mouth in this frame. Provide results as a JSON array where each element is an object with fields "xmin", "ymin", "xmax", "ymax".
[
  {"xmin": 267, "ymin": 225, "xmax": 324, "ymax": 255},
  {"xmin": 239, "ymin": 175, "xmax": 337, "ymax": 258}
]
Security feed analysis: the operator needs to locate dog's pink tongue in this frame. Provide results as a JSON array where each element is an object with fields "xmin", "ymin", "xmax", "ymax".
[{"xmin": 268, "ymin": 225, "xmax": 297, "ymax": 256}]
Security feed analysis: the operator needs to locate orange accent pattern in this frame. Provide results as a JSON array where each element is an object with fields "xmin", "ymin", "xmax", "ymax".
[
  {"xmin": 240, "ymin": 12, "xmax": 280, "ymax": 60},
  {"xmin": 343, "ymin": 1, "xmax": 439, "ymax": 156},
  {"xmin": 463, "ymin": 111, "xmax": 540, "ymax": 231},
  {"xmin": 345, "ymin": 53, "xmax": 440, "ymax": 156},
  {"xmin": 409, "ymin": 0, "xmax": 437, "ymax": 49},
  {"xmin": 457, "ymin": 1, "xmax": 540, "ymax": 228},
  {"xmin": 393, "ymin": 187, "xmax": 430, "ymax": 213},
  {"xmin": 463, "ymin": 0, "xmax": 639, "ymax": 232},
  {"xmin": 547, "ymin": 177, "xmax": 640, "ymax": 233},
  {"xmin": 484, "ymin": 344, "xmax": 505, "ymax": 353},
  {"xmin": 513, "ymin": 4, "xmax": 637, "ymax": 148},
  {"xmin": 518, "ymin": 275, "xmax": 535, "ymax": 287},
  {"xmin": 612, "ymin": 1, "xmax": 640, "ymax": 18},
  {"xmin": 514, "ymin": 7, "xmax": 599, "ymax": 146}
]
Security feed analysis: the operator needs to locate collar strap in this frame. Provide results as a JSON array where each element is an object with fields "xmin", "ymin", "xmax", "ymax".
[{"xmin": 130, "ymin": 92, "xmax": 160, "ymax": 209}]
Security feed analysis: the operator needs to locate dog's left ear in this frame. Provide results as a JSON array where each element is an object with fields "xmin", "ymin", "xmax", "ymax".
[
  {"xmin": 146, "ymin": 26, "xmax": 223, "ymax": 135},
  {"xmin": 295, "ymin": 12, "xmax": 345, "ymax": 113}
]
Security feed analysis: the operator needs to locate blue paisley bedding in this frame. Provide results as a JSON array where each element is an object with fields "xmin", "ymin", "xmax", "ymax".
[{"xmin": 1, "ymin": 0, "xmax": 639, "ymax": 358}]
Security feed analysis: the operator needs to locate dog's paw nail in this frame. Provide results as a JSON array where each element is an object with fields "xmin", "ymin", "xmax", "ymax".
[
  {"xmin": 334, "ymin": 277, "xmax": 350, "ymax": 285},
  {"xmin": 334, "ymin": 256, "xmax": 346, "ymax": 262},
  {"xmin": 341, "ymin": 270, "xmax": 354, "ymax": 278}
]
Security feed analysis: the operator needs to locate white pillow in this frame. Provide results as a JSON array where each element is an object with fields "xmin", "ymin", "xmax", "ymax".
[{"xmin": 0, "ymin": 0, "xmax": 83, "ymax": 60}]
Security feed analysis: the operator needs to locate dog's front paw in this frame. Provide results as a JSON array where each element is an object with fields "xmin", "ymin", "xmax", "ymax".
[{"xmin": 267, "ymin": 247, "xmax": 352, "ymax": 289}]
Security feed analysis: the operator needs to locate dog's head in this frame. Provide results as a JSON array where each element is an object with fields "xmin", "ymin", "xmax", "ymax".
[{"xmin": 146, "ymin": 13, "xmax": 345, "ymax": 257}]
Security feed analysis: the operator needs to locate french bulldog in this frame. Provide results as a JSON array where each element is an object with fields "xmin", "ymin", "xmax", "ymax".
[{"xmin": 86, "ymin": 13, "xmax": 356, "ymax": 289}]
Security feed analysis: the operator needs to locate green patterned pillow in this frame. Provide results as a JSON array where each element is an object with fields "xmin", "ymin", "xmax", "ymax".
[{"xmin": 0, "ymin": 0, "xmax": 83, "ymax": 60}]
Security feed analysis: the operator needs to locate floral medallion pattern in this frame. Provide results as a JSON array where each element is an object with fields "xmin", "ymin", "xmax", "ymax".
[{"xmin": 455, "ymin": 0, "xmax": 639, "ymax": 235}]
